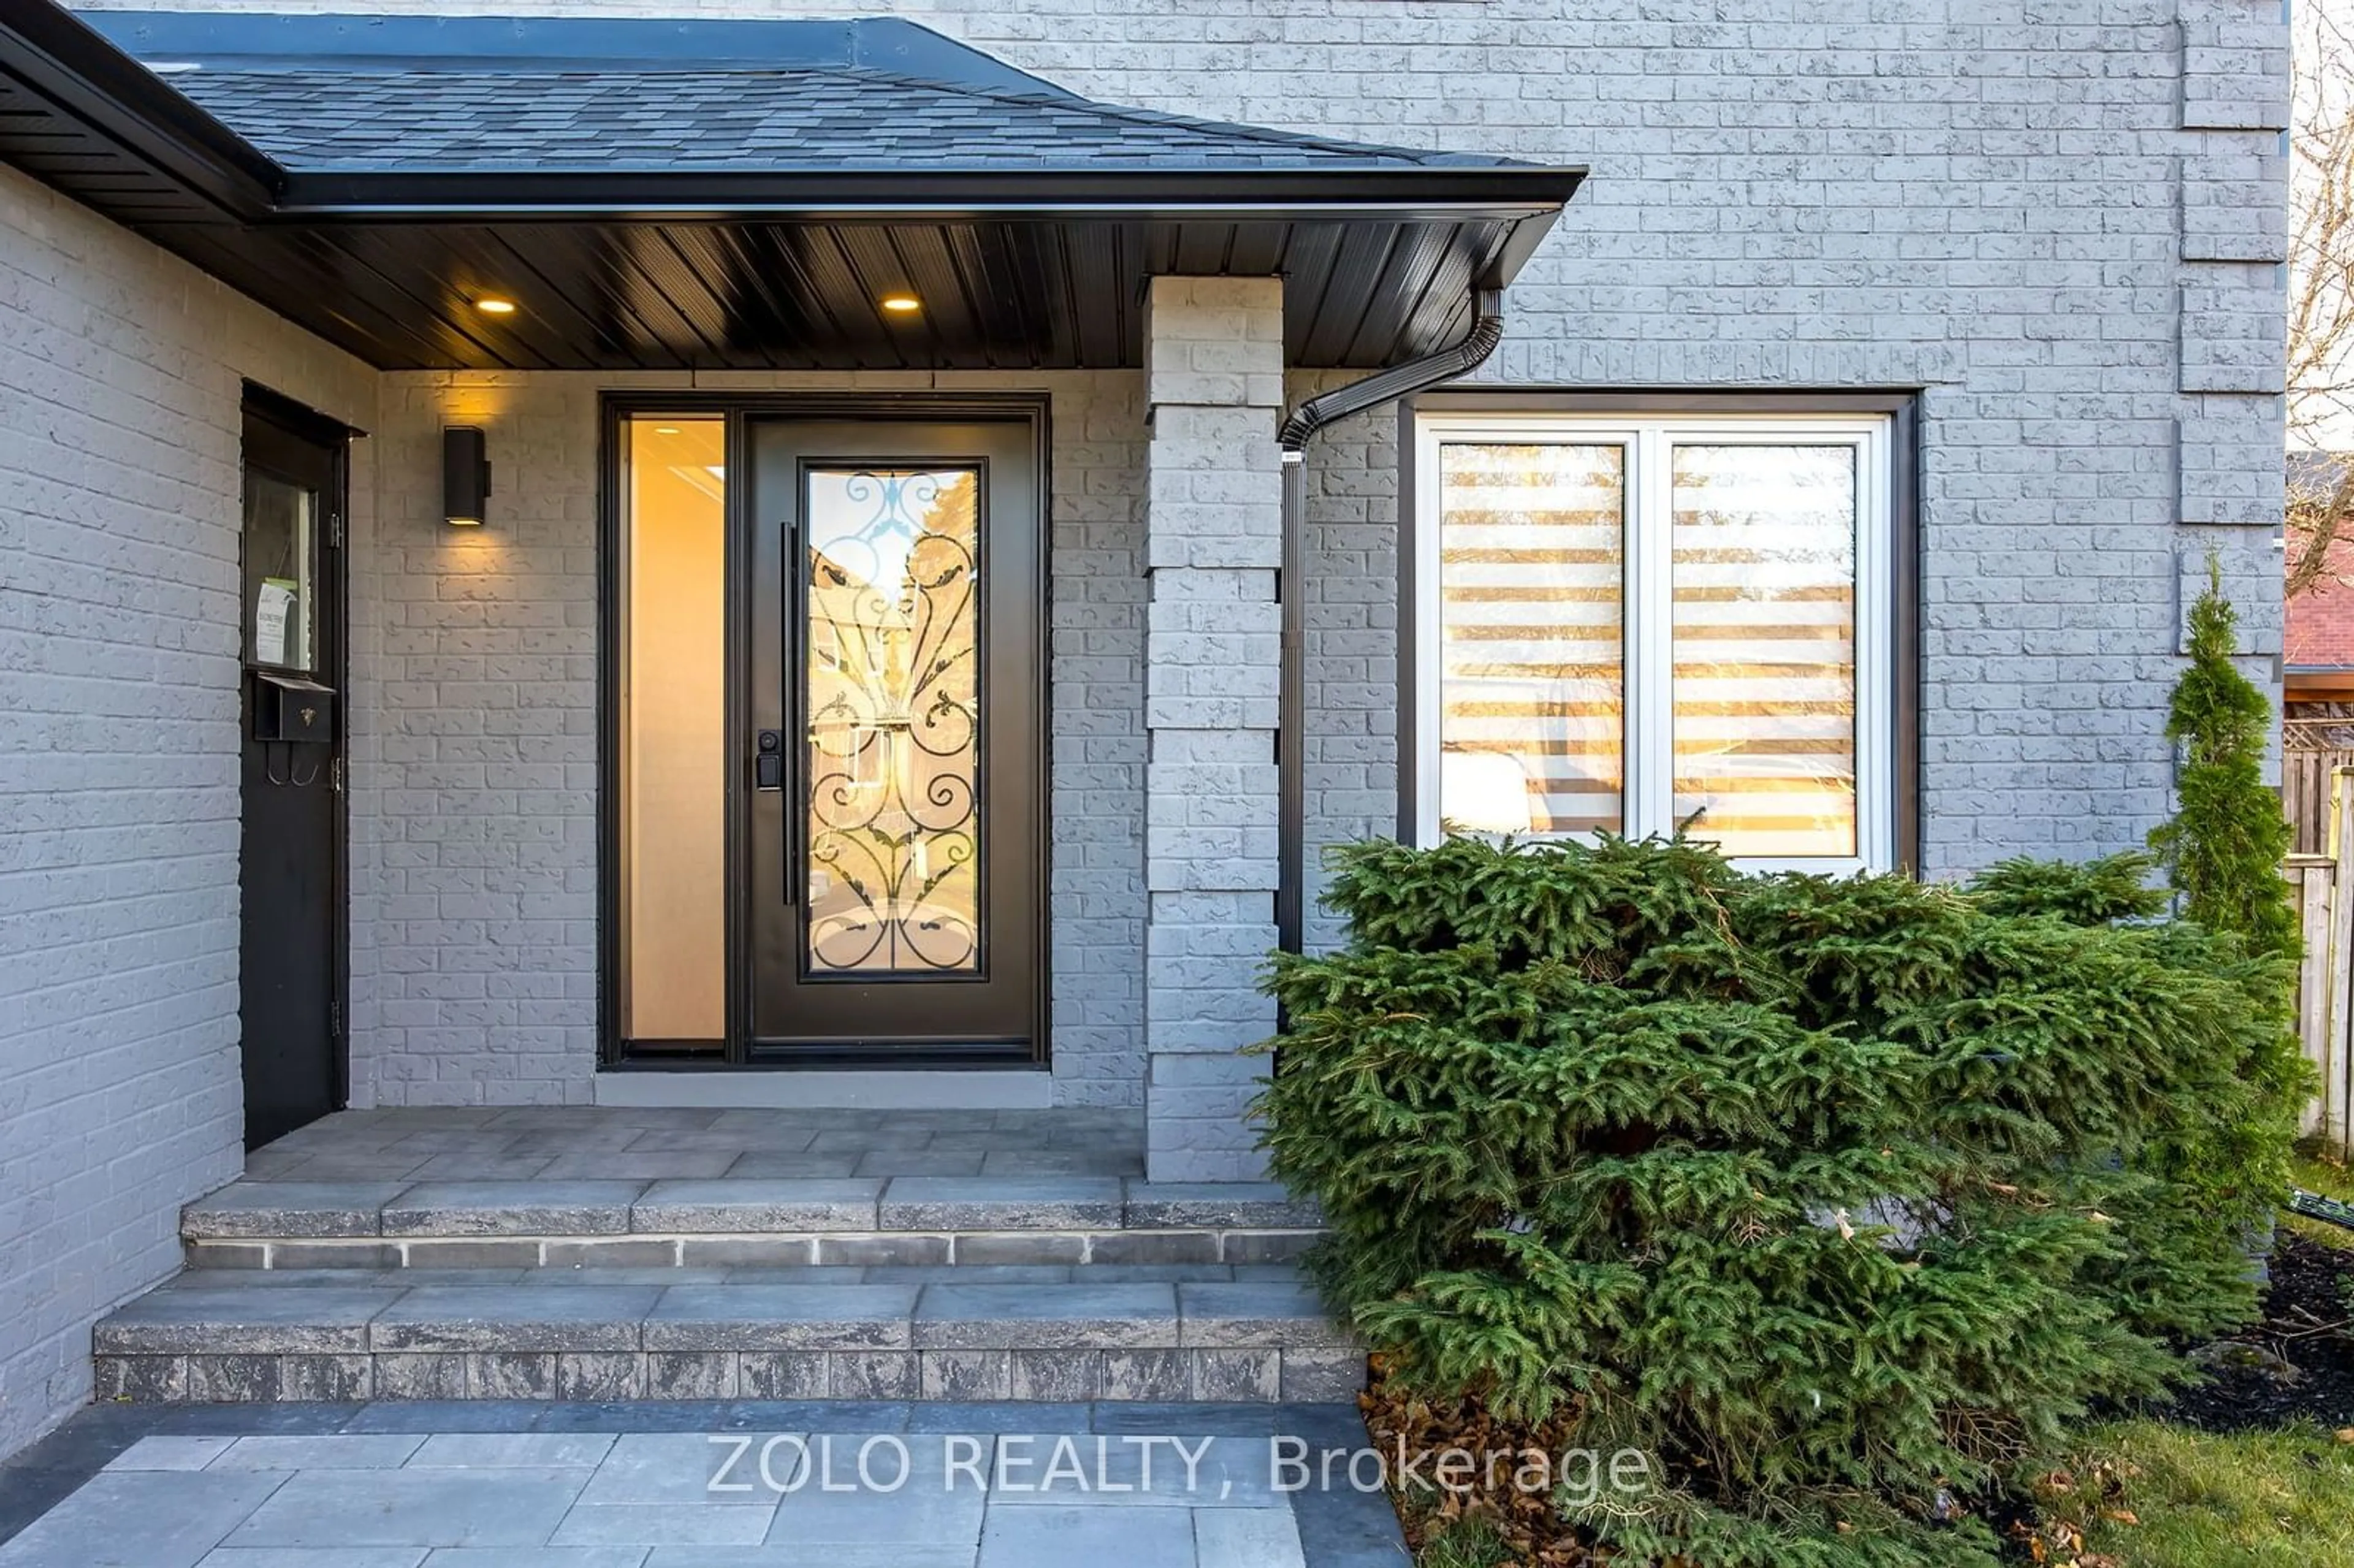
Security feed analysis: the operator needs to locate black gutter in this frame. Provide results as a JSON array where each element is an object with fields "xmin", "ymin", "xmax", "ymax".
[
  {"xmin": 0, "ymin": 2, "xmax": 280, "ymax": 221},
  {"xmin": 1274, "ymin": 287, "xmax": 1506, "ymax": 957},
  {"xmin": 267, "ymin": 167, "xmax": 1586, "ymax": 224}
]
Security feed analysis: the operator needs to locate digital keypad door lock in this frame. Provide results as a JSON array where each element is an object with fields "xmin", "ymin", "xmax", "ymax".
[{"xmin": 755, "ymin": 729, "xmax": 783, "ymax": 790}]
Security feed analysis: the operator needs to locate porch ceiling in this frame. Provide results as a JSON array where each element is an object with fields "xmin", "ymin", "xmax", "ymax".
[
  {"xmin": 154, "ymin": 208, "xmax": 1550, "ymax": 373},
  {"xmin": 2, "ymin": 6, "xmax": 1584, "ymax": 371}
]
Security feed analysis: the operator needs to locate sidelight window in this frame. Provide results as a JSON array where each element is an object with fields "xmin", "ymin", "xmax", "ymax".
[{"xmin": 619, "ymin": 417, "xmax": 728, "ymax": 1043}]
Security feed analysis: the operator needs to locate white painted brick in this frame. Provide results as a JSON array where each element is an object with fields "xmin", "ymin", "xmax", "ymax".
[
  {"xmin": 0, "ymin": 160, "xmax": 373, "ymax": 1458},
  {"xmin": 1144, "ymin": 276, "xmax": 1286, "ymax": 411},
  {"xmin": 2182, "ymin": 276, "xmax": 2291, "ymax": 393},
  {"xmin": 2181, "ymin": 9, "xmax": 2292, "ymax": 131},
  {"xmin": 2182, "ymin": 150, "xmax": 2289, "ymax": 262},
  {"xmin": 2179, "ymin": 395, "xmax": 2287, "ymax": 526},
  {"xmin": 1140, "ymin": 277, "xmax": 1285, "ymax": 1179}
]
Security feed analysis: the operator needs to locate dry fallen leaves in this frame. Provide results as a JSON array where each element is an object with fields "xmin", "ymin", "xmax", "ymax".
[{"xmin": 1357, "ymin": 1358, "xmax": 1602, "ymax": 1567}]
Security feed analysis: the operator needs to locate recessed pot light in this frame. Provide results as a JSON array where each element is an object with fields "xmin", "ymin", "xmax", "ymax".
[
  {"xmin": 879, "ymin": 294, "xmax": 921, "ymax": 314},
  {"xmin": 474, "ymin": 297, "xmax": 517, "ymax": 316}
]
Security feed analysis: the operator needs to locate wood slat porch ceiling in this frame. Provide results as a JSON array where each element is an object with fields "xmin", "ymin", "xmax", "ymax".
[{"xmin": 146, "ymin": 213, "xmax": 1519, "ymax": 371}]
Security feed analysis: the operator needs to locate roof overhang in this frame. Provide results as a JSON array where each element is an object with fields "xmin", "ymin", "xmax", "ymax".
[
  {"xmin": 0, "ymin": 1, "xmax": 280, "ymax": 223},
  {"xmin": 2, "ymin": 6, "xmax": 1584, "ymax": 371}
]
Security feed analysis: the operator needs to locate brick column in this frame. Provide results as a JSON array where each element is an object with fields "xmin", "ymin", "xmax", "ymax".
[{"xmin": 1141, "ymin": 276, "xmax": 1285, "ymax": 1183}]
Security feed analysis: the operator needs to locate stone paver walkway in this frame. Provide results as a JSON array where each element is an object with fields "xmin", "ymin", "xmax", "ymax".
[{"xmin": 0, "ymin": 1400, "xmax": 1408, "ymax": 1567}]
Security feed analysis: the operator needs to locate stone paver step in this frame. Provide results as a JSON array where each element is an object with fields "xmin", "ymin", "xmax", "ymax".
[
  {"xmin": 91, "ymin": 1265, "xmax": 1363, "ymax": 1406},
  {"xmin": 240, "ymin": 1106, "xmax": 1157, "ymax": 1186},
  {"xmin": 181, "ymin": 1177, "xmax": 1324, "ymax": 1271}
]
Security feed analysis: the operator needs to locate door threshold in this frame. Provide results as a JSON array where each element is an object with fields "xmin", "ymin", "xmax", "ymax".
[{"xmin": 594, "ymin": 1068, "xmax": 1053, "ymax": 1110}]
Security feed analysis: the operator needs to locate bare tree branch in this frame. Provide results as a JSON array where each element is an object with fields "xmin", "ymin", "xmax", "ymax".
[{"xmin": 2288, "ymin": 6, "xmax": 2354, "ymax": 598}]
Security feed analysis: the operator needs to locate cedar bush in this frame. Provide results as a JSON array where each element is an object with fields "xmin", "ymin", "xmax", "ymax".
[
  {"xmin": 2135, "ymin": 561, "xmax": 2307, "ymax": 1304},
  {"xmin": 2148, "ymin": 557, "xmax": 2298, "ymax": 967},
  {"xmin": 1256, "ymin": 835, "xmax": 2302, "ymax": 1567}
]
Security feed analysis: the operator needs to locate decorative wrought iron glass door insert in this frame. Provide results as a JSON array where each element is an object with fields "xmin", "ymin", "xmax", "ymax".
[
  {"xmin": 802, "ymin": 467, "xmax": 983, "ymax": 975},
  {"xmin": 748, "ymin": 418, "xmax": 1042, "ymax": 1057}
]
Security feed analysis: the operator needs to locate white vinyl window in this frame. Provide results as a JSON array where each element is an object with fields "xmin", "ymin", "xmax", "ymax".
[{"xmin": 1413, "ymin": 411, "xmax": 1896, "ymax": 872}]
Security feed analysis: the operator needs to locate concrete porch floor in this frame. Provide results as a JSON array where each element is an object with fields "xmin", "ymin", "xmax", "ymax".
[
  {"xmin": 246, "ymin": 1105, "xmax": 1151, "ymax": 1184},
  {"xmin": 189, "ymin": 1104, "xmax": 1315, "ymax": 1277}
]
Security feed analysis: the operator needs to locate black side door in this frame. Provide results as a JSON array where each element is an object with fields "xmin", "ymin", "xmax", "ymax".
[{"xmin": 238, "ymin": 395, "xmax": 349, "ymax": 1147}]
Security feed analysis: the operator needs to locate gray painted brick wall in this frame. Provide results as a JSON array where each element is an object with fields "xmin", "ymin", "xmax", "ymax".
[
  {"xmin": 0, "ymin": 161, "xmax": 375, "ymax": 1457},
  {"xmin": 2183, "ymin": 150, "xmax": 2291, "ymax": 264},
  {"xmin": 351, "ymin": 370, "xmax": 1149, "ymax": 1107},
  {"xmin": 352, "ymin": 373, "xmax": 603, "ymax": 1106},
  {"xmin": 1288, "ymin": 376, "xmax": 1402, "ymax": 957}
]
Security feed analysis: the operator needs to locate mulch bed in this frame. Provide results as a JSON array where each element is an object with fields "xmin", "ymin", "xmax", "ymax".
[
  {"xmin": 1357, "ymin": 1235, "xmax": 2354, "ymax": 1566},
  {"xmin": 2146, "ymin": 1230, "xmax": 2354, "ymax": 1433}
]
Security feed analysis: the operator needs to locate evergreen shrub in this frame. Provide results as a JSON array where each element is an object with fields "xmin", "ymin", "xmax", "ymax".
[
  {"xmin": 1256, "ymin": 835, "xmax": 2302, "ymax": 1567},
  {"xmin": 2148, "ymin": 558, "xmax": 2298, "ymax": 967}
]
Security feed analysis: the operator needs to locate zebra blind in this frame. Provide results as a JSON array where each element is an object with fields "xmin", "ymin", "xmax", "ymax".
[
  {"xmin": 1435, "ymin": 443, "xmax": 1625, "ymax": 835},
  {"xmin": 1669, "ymin": 444, "xmax": 1858, "ymax": 858}
]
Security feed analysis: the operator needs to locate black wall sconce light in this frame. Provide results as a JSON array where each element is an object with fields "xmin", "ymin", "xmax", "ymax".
[{"xmin": 443, "ymin": 426, "xmax": 492, "ymax": 527}]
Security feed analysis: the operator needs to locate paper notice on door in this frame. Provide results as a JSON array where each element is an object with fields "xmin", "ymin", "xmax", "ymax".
[{"xmin": 256, "ymin": 578, "xmax": 297, "ymax": 665}]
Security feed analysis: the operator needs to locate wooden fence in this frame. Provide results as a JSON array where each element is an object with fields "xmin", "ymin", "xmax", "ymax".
[
  {"xmin": 2283, "ymin": 747, "xmax": 2354, "ymax": 855},
  {"xmin": 2287, "ymin": 764, "xmax": 2354, "ymax": 1157}
]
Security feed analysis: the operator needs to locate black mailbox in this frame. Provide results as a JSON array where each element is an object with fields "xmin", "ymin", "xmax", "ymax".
[{"xmin": 253, "ymin": 671, "xmax": 337, "ymax": 744}]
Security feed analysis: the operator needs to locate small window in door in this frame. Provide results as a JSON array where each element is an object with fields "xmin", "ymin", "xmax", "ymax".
[
  {"xmin": 245, "ymin": 473, "xmax": 317, "ymax": 671},
  {"xmin": 802, "ymin": 466, "xmax": 985, "ymax": 976}
]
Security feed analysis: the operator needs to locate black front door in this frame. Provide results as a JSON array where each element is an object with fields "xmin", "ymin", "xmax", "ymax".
[
  {"xmin": 747, "ymin": 417, "xmax": 1042, "ymax": 1059},
  {"xmin": 238, "ymin": 397, "xmax": 348, "ymax": 1147}
]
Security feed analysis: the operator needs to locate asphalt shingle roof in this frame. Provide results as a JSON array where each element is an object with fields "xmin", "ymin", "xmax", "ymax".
[{"xmin": 162, "ymin": 65, "xmax": 1521, "ymax": 174}]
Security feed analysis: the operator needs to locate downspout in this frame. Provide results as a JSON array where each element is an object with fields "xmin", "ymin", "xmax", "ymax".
[{"xmin": 1274, "ymin": 287, "xmax": 1506, "ymax": 958}]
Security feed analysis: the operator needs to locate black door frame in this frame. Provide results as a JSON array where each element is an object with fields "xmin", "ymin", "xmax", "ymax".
[
  {"xmin": 597, "ymin": 392, "xmax": 1051, "ymax": 1070},
  {"xmin": 238, "ymin": 382, "xmax": 355, "ymax": 1140}
]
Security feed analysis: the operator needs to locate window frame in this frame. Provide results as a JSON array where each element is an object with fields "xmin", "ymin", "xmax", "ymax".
[{"xmin": 1407, "ymin": 402, "xmax": 1906, "ymax": 874}]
